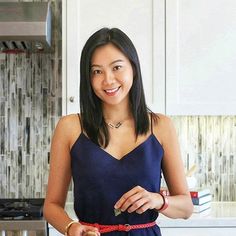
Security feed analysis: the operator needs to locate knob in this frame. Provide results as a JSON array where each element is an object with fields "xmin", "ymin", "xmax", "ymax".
[{"xmin": 69, "ymin": 96, "xmax": 75, "ymax": 103}]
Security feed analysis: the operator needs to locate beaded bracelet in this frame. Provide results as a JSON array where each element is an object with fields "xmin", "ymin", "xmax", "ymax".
[
  {"xmin": 158, "ymin": 192, "xmax": 169, "ymax": 212},
  {"xmin": 65, "ymin": 221, "xmax": 78, "ymax": 236}
]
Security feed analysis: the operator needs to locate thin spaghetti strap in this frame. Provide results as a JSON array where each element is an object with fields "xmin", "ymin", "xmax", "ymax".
[
  {"xmin": 77, "ymin": 113, "xmax": 83, "ymax": 131},
  {"xmin": 150, "ymin": 113, "xmax": 153, "ymax": 134}
]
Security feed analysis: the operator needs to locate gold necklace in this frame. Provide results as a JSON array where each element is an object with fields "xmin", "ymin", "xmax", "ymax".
[{"xmin": 106, "ymin": 121, "xmax": 122, "ymax": 129}]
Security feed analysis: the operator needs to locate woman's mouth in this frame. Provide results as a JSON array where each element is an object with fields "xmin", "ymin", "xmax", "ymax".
[{"xmin": 104, "ymin": 86, "xmax": 120, "ymax": 96}]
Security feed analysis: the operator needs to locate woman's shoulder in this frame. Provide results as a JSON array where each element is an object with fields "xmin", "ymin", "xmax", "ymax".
[
  {"xmin": 55, "ymin": 113, "xmax": 82, "ymax": 137},
  {"xmin": 56, "ymin": 113, "xmax": 80, "ymax": 127},
  {"xmin": 151, "ymin": 113, "xmax": 176, "ymax": 143},
  {"xmin": 152, "ymin": 113, "xmax": 173, "ymax": 127},
  {"xmin": 58, "ymin": 113, "xmax": 80, "ymax": 123}
]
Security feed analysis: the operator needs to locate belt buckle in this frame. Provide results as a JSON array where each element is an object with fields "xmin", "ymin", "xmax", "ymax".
[{"xmin": 124, "ymin": 224, "xmax": 131, "ymax": 232}]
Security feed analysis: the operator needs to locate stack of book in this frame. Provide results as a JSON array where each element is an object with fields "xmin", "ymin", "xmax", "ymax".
[
  {"xmin": 190, "ymin": 188, "xmax": 212, "ymax": 213},
  {"xmin": 160, "ymin": 187, "xmax": 212, "ymax": 214}
]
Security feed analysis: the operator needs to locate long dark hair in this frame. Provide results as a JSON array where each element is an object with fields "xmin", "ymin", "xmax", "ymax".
[{"xmin": 80, "ymin": 27, "xmax": 150, "ymax": 147}]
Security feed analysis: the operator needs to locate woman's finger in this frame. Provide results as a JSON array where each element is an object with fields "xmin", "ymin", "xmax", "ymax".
[
  {"xmin": 119, "ymin": 191, "xmax": 144, "ymax": 211},
  {"xmin": 114, "ymin": 186, "xmax": 143, "ymax": 209},
  {"xmin": 84, "ymin": 232, "xmax": 98, "ymax": 236},
  {"xmin": 127, "ymin": 198, "xmax": 148, "ymax": 213}
]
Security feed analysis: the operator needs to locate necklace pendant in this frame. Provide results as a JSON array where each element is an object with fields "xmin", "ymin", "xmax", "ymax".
[
  {"xmin": 107, "ymin": 123, "xmax": 115, "ymax": 128},
  {"xmin": 114, "ymin": 122, "xmax": 122, "ymax": 128},
  {"xmin": 107, "ymin": 121, "xmax": 122, "ymax": 129}
]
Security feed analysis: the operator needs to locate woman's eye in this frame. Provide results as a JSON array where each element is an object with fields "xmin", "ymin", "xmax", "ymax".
[
  {"xmin": 92, "ymin": 69, "xmax": 102, "ymax": 75},
  {"xmin": 113, "ymin": 65, "xmax": 122, "ymax": 71}
]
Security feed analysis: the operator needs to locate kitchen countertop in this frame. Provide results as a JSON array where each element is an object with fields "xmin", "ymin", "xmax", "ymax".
[
  {"xmin": 48, "ymin": 202, "xmax": 236, "ymax": 228},
  {"xmin": 157, "ymin": 202, "xmax": 236, "ymax": 228}
]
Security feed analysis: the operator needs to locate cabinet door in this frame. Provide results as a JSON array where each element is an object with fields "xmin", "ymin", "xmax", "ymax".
[
  {"xmin": 49, "ymin": 227, "xmax": 63, "ymax": 236},
  {"xmin": 166, "ymin": 0, "xmax": 236, "ymax": 115},
  {"xmin": 161, "ymin": 227, "xmax": 236, "ymax": 236},
  {"xmin": 62, "ymin": 0, "xmax": 80, "ymax": 114},
  {"xmin": 63, "ymin": 0, "xmax": 165, "ymax": 114}
]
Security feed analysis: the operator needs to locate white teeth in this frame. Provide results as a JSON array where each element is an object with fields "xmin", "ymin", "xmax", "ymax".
[{"xmin": 105, "ymin": 87, "xmax": 119, "ymax": 93}]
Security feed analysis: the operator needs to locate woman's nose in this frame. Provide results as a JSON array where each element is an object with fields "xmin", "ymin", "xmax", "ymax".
[{"xmin": 103, "ymin": 71, "xmax": 115, "ymax": 84}]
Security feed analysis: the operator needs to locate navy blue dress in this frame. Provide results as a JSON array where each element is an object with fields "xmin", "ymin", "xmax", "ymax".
[{"xmin": 70, "ymin": 120, "xmax": 164, "ymax": 235}]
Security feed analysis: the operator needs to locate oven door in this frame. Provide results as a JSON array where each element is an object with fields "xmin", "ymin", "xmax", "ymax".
[{"xmin": 0, "ymin": 219, "xmax": 48, "ymax": 236}]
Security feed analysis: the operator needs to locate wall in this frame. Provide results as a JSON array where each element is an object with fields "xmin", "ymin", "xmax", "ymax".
[{"xmin": 0, "ymin": 0, "xmax": 62, "ymax": 198}]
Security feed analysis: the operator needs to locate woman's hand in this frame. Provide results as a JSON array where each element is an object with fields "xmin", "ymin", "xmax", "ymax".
[
  {"xmin": 68, "ymin": 223, "xmax": 100, "ymax": 236},
  {"xmin": 114, "ymin": 186, "xmax": 163, "ymax": 214}
]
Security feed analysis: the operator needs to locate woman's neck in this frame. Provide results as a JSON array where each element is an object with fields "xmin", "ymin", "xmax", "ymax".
[{"xmin": 102, "ymin": 102, "xmax": 132, "ymax": 123}]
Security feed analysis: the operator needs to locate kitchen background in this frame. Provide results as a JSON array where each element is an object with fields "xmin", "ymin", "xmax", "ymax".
[{"xmin": 0, "ymin": 0, "xmax": 235, "ymax": 202}]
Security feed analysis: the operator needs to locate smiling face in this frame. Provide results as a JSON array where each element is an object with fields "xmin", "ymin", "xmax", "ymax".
[{"xmin": 90, "ymin": 43, "xmax": 134, "ymax": 106}]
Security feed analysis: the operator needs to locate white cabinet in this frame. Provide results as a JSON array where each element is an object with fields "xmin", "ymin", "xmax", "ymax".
[
  {"xmin": 161, "ymin": 227, "xmax": 236, "ymax": 236},
  {"xmin": 49, "ymin": 227, "xmax": 63, "ymax": 236},
  {"xmin": 49, "ymin": 225, "xmax": 236, "ymax": 236},
  {"xmin": 63, "ymin": 0, "xmax": 236, "ymax": 115},
  {"xmin": 49, "ymin": 227, "xmax": 236, "ymax": 236},
  {"xmin": 62, "ymin": 0, "xmax": 165, "ymax": 115},
  {"xmin": 49, "ymin": 226, "xmax": 236, "ymax": 236},
  {"xmin": 62, "ymin": 0, "xmax": 80, "ymax": 115},
  {"xmin": 166, "ymin": 0, "xmax": 236, "ymax": 115}
]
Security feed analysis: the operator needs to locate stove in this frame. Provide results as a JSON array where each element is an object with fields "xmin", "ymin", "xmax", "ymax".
[{"xmin": 0, "ymin": 198, "xmax": 44, "ymax": 220}]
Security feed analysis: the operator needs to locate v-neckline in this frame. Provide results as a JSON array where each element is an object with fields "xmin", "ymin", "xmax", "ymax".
[{"xmin": 79, "ymin": 132, "xmax": 157, "ymax": 161}]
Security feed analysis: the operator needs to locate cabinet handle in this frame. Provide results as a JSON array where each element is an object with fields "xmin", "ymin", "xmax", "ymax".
[{"xmin": 69, "ymin": 96, "xmax": 75, "ymax": 103}]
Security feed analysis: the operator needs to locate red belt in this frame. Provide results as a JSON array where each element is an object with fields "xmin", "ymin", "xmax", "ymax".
[{"xmin": 79, "ymin": 221, "xmax": 156, "ymax": 233}]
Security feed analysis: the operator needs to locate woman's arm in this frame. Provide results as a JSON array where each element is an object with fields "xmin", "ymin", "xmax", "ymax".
[
  {"xmin": 43, "ymin": 115, "xmax": 99, "ymax": 236},
  {"xmin": 156, "ymin": 114, "xmax": 193, "ymax": 219}
]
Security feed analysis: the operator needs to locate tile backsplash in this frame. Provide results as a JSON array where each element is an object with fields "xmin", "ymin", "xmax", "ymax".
[
  {"xmin": 0, "ymin": 0, "xmax": 235, "ymax": 201},
  {"xmin": 0, "ymin": 52, "xmax": 61, "ymax": 198},
  {"xmin": 172, "ymin": 116, "xmax": 236, "ymax": 201},
  {"xmin": 0, "ymin": 0, "xmax": 62, "ymax": 198}
]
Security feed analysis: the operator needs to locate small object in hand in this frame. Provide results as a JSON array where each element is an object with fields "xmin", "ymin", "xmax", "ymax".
[
  {"xmin": 84, "ymin": 232, "xmax": 97, "ymax": 236},
  {"xmin": 114, "ymin": 208, "xmax": 122, "ymax": 216}
]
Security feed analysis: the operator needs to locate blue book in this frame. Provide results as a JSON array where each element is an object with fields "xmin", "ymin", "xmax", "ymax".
[{"xmin": 192, "ymin": 194, "xmax": 212, "ymax": 205}]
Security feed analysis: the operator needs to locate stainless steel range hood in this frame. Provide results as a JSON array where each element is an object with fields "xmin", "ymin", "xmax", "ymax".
[{"xmin": 0, "ymin": 1, "xmax": 52, "ymax": 53}]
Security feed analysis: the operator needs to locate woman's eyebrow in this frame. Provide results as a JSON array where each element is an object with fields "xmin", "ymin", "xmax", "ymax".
[
  {"xmin": 109, "ymin": 59, "xmax": 124, "ymax": 65},
  {"xmin": 91, "ymin": 64, "xmax": 102, "ymax": 68},
  {"xmin": 91, "ymin": 59, "xmax": 124, "ymax": 68}
]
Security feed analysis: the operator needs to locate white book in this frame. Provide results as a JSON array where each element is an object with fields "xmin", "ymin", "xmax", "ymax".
[
  {"xmin": 193, "ymin": 202, "xmax": 211, "ymax": 213},
  {"xmin": 192, "ymin": 208, "xmax": 212, "ymax": 217}
]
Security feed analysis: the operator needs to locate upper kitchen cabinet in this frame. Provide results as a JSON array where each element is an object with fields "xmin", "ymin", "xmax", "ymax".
[
  {"xmin": 166, "ymin": 0, "xmax": 236, "ymax": 115},
  {"xmin": 62, "ymin": 0, "xmax": 165, "ymax": 115},
  {"xmin": 62, "ymin": 0, "xmax": 80, "ymax": 114}
]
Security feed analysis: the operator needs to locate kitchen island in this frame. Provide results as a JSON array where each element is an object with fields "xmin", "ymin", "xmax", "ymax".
[
  {"xmin": 158, "ymin": 202, "xmax": 236, "ymax": 236},
  {"xmin": 48, "ymin": 202, "xmax": 236, "ymax": 236}
]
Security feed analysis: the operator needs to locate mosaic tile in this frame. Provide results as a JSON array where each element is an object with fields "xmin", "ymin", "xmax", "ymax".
[
  {"xmin": 0, "ymin": 0, "xmax": 62, "ymax": 198},
  {"xmin": 172, "ymin": 116, "xmax": 236, "ymax": 201}
]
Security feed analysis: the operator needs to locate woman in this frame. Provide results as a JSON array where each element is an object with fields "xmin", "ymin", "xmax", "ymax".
[{"xmin": 43, "ymin": 28, "xmax": 193, "ymax": 236}]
